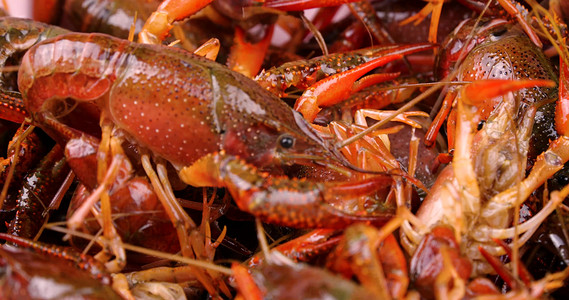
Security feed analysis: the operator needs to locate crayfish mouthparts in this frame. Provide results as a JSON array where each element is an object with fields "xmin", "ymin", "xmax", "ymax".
[
  {"xmin": 316, "ymin": 157, "xmax": 382, "ymax": 176},
  {"xmin": 313, "ymin": 155, "xmax": 427, "ymax": 192},
  {"xmin": 284, "ymin": 142, "xmax": 388, "ymax": 177},
  {"xmin": 277, "ymin": 150, "xmax": 362, "ymax": 178}
]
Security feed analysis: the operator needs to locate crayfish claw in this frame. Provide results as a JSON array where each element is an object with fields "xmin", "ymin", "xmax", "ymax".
[{"xmin": 220, "ymin": 156, "xmax": 395, "ymax": 228}]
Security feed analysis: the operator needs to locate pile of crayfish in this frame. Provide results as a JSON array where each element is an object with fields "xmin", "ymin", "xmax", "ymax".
[{"xmin": 0, "ymin": 0, "xmax": 569, "ymax": 298}]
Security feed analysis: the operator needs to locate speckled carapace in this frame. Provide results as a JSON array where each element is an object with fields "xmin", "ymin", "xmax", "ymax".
[{"xmin": 18, "ymin": 32, "xmax": 345, "ymax": 172}]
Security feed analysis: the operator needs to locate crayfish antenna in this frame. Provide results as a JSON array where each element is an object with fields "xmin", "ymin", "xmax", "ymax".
[
  {"xmin": 299, "ymin": 12, "xmax": 328, "ymax": 56},
  {"xmin": 256, "ymin": 218, "xmax": 271, "ymax": 261}
]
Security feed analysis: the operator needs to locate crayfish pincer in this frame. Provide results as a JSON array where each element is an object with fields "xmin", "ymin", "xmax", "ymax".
[{"xmin": 17, "ymin": 32, "xmax": 394, "ymax": 240}]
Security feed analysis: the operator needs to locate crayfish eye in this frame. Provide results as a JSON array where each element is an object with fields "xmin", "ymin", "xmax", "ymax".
[
  {"xmin": 278, "ymin": 134, "xmax": 295, "ymax": 149},
  {"xmin": 492, "ymin": 28, "xmax": 508, "ymax": 38},
  {"xmin": 477, "ymin": 120, "xmax": 486, "ymax": 130}
]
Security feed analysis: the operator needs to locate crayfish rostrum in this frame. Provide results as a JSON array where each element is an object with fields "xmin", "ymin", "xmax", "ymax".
[{"xmin": 0, "ymin": 0, "xmax": 567, "ymax": 299}]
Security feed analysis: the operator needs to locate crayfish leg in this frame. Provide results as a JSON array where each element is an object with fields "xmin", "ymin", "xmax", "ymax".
[
  {"xmin": 73, "ymin": 125, "xmax": 126, "ymax": 272},
  {"xmin": 434, "ymin": 247, "xmax": 467, "ymax": 299},
  {"xmin": 232, "ymin": 263, "xmax": 264, "ymax": 300},
  {"xmin": 355, "ymin": 109, "xmax": 429, "ymax": 129},
  {"xmin": 475, "ymin": 167, "xmax": 569, "ymax": 244},
  {"xmin": 496, "ymin": 0, "xmax": 542, "ymax": 48},
  {"xmin": 138, "ymin": 0, "xmax": 213, "ymax": 44},
  {"xmin": 189, "ymin": 188, "xmax": 232, "ymax": 297},
  {"xmin": 178, "ymin": 152, "xmax": 224, "ymax": 187},
  {"xmin": 111, "ymin": 274, "xmax": 136, "ymax": 300},
  {"xmin": 425, "ymin": 89, "xmax": 456, "ymax": 148},
  {"xmin": 398, "ymin": 0, "xmax": 445, "ymax": 43},
  {"xmin": 142, "ymin": 161, "xmax": 228, "ymax": 296},
  {"xmin": 193, "ymin": 38, "xmax": 220, "ymax": 61},
  {"xmin": 66, "ymin": 153, "xmax": 123, "ymax": 231},
  {"xmin": 96, "ymin": 190, "xmax": 126, "ymax": 272},
  {"xmin": 141, "ymin": 154, "xmax": 196, "ymax": 258},
  {"xmin": 348, "ymin": 1, "xmax": 395, "ymax": 45},
  {"xmin": 489, "ymin": 136, "xmax": 569, "ymax": 207}
]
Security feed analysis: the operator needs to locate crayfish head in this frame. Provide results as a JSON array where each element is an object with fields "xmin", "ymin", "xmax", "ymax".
[
  {"xmin": 222, "ymin": 110, "xmax": 353, "ymax": 178},
  {"xmin": 270, "ymin": 113, "xmax": 365, "ymax": 179},
  {"xmin": 435, "ymin": 18, "xmax": 510, "ymax": 79},
  {"xmin": 211, "ymin": 64, "xmax": 356, "ymax": 178}
]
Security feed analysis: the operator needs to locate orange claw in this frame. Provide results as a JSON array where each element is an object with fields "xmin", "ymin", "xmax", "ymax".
[
  {"xmin": 293, "ymin": 43, "xmax": 434, "ymax": 122},
  {"xmin": 556, "ymin": 56, "xmax": 569, "ymax": 136},
  {"xmin": 461, "ymin": 79, "xmax": 556, "ymax": 105},
  {"xmin": 220, "ymin": 157, "xmax": 394, "ymax": 229},
  {"xmin": 248, "ymin": 229, "xmax": 341, "ymax": 268},
  {"xmin": 228, "ymin": 24, "xmax": 275, "ymax": 78},
  {"xmin": 427, "ymin": 79, "xmax": 556, "ymax": 155},
  {"xmin": 138, "ymin": 0, "xmax": 213, "ymax": 44},
  {"xmin": 294, "ymin": 54, "xmax": 403, "ymax": 122}
]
